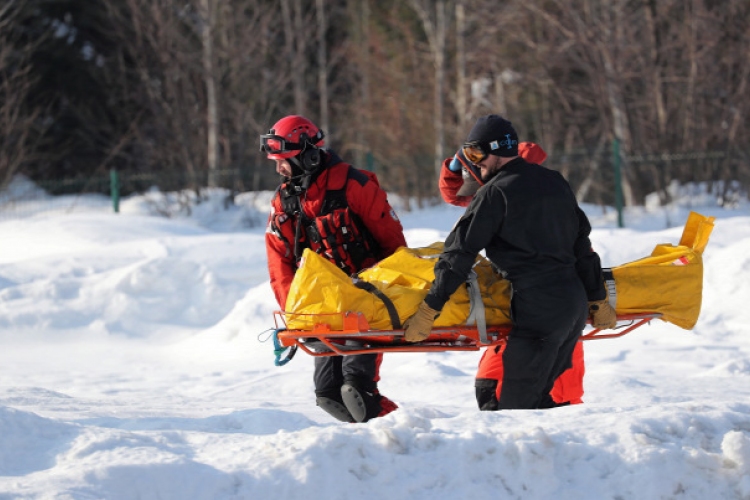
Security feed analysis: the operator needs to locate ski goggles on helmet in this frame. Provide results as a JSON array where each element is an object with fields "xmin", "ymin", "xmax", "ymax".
[
  {"xmin": 259, "ymin": 134, "xmax": 305, "ymax": 155},
  {"xmin": 461, "ymin": 141, "xmax": 490, "ymax": 164}
]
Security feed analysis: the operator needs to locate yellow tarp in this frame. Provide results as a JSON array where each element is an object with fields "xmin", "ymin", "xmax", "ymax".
[{"xmin": 284, "ymin": 211, "xmax": 714, "ymax": 332}]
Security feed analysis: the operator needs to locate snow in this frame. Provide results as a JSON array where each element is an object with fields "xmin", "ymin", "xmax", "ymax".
[{"xmin": 1, "ymin": 183, "xmax": 750, "ymax": 499}]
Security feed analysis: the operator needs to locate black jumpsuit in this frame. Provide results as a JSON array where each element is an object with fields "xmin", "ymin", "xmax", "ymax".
[{"xmin": 423, "ymin": 157, "xmax": 606, "ymax": 409}]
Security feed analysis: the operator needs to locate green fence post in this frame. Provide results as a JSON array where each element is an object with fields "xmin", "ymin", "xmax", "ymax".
[
  {"xmin": 612, "ymin": 138, "xmax": 624, "ymax": 228},
  {"xmin": 110, "ymin": 168, "xmax": 120, "ymax": 213}
]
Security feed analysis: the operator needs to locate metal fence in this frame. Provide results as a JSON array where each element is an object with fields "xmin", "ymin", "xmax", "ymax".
[
  {"xmin": 1, "ymin": 148, "xmax": 747, "ymax": 220},
  {"xmin": 0, "ymin": 167, "xmax": 260, "ymax": 219}
]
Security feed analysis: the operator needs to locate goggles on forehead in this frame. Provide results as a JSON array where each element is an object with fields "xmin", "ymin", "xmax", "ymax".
[
  {"xmin": 461, "ymin": 141, "xmax": 490, "ymax": 164},
  {"xmin": 259, "ymin": 134, "xmax": 305, "ymax": 155}
]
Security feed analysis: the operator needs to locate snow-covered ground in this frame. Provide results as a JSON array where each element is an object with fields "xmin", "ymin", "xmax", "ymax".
[{"xmin": 1, "ymin": 182, "xmax": 749, "ymax": 499}]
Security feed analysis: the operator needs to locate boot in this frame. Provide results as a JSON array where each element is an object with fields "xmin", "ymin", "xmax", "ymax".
[
  {"xmin": 341, "ymin": 382, "xmax": 398, "ymax": 423},
  {"xmin": 315, "ymin": 391, "xmax": 355, "ymax": 423}
]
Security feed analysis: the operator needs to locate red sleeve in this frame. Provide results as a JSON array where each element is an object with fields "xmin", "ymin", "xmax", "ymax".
[
  {"xmin": 439, "ymin": 144, "xmax": 548, "ymax": 207},
  {"xmin": 518, "ymin": 142, "xmax": 548, "ymax": 164},
  {"xmin": 438, "ymin": 157, "xmax": 473, "ymax": 207},
  {"xmin": 265, "ymin": 195, "xmax": 297, "ymax": 309},
  {"xmin": 346, "ymin": 172, "xmax": 406, "ymax": 257}
]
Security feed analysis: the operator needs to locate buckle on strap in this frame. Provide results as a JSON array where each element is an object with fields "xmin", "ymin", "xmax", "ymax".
[
  {"xmin": 465, "ymin": 270, "xmax": 489, "ymax": 344},
  {"xmin": 602, "ymin": 268, "xmax": 617, "ymax": 309}
]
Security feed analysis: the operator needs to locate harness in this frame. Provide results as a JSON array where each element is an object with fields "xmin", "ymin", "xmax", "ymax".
[{"xmin": 274, "ymin": 167, "xmax": 382, "ymax": 276}]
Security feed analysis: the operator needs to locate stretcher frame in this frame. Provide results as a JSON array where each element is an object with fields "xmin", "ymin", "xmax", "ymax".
[{"xmin": 272, "ymin": 311, "xmax": 661, "ymax": 359}]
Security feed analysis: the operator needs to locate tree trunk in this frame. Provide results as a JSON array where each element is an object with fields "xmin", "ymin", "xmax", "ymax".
[
  {"xmin": 644, "ymin": 0, "xmax": 667, "ymax": 137},
  {"xmin": 356, "ymin": 0, "xmax": 371, "ymax": 169},
  {"xmin": 280, "ymin": 0, "xmax": 306, "ymax": 115},
  {"xmin": 200, "ymin": 0, "xmax": 219, "ymax": 188},
  {"xmin": 682, "ymin": 0, "xmax": 698, "ymax": 146},
  {"xmin": 316, "ymin": 0, "xmax": 329, "ymax": 136},
  {"xmin": 600, "ymin": 0, "xmax": 635, "ymax": 206},
  {"xmin": 455, "ymin": 1, "xmax": 467, "ymax": 135},
  {"xmin": 409, "ymin": 0, "xmax": 449, "ymax": 177}
]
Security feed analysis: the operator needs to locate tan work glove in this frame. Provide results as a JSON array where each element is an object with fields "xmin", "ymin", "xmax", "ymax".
[
  {"xmin": 589, "ymin": 299, "xmax": 617, "ymax": 330},
  {"xmin": 403, "ymin": 301, "xmax": 441, "ymax": 342}
]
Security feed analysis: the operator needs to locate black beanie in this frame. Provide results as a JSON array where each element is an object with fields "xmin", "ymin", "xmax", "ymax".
[{"xmin": 466, "ymin": 114, "xmax": 519, "ymax": 157}]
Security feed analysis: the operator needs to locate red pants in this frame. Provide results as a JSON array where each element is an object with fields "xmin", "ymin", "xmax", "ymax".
[{"xmin": 475, "ymin": 341, "xmax": 585, "ymax": 408}]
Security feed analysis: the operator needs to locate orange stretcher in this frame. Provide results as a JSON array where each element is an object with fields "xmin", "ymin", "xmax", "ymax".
[
  {"xmin": 269, "ymin": 212, "xmax": 713, "ymax": 366},
  {"xmin": 270, "ymin": 311, "xmax": 661, "ymax": 365}
]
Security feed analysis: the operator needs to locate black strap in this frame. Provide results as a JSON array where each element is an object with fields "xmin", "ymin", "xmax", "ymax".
[
  {"xmin": 280, "ymin": 166, "xmax": 380, "ymax": 270},
  {"xmin": 321, "ymin": 217, "xmax": 346, "ymax": 270},
  {"xmin": 321, "ymin": 186, "xmax": 348, "ymax": 214},
  {"xmin": 353, "ymin": 279, "xmax": 402, "ymax": 330},
  {"xmin": 338, "ymin": 211, "xmax": 354, "ymax": 244},
  {"xmin": 279, "ymin": 185, "xmax": 308, "ymax": 264},
  {"xmin": 279, "ymin": 185, "xmax": 303, "ymax": 215}
]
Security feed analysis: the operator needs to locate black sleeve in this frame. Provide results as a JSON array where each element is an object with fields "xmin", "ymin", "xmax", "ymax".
[
  {"xmin": 573, "ymin": 206, "xmax": 607, "ymax": 301},
  {"xmin": 424, "ymin": 186, "xmax": 506, "ymax": 311}
]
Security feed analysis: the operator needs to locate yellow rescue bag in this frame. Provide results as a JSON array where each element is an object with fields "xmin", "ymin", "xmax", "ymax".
[
  {"xmin": 283, "ymin": 212, "xmax": 714, "ymax": 331},
  {"xmin": 605, "ymin": 211, "xmax": 714, "ymax": 329}
]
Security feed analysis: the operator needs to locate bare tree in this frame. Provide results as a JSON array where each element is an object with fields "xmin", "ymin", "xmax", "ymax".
[
  {"xmin": 214, "ymin": 0, "xmax": 282, "ymax": 191},
  {"xmin": 199, "ymin": 0, "xmax": 220, "ymax": 187},
  {"xmin": 316, "ymin": 0, "xmax": 330, "ymax": 134},
  {"xmin": 5, "ymin": 0, "xmax": 748, "ymax": 206},
  {"xmin": 408, "ymin": 0, "xmax": 450, "ymax": 176},
  {"xmin": 95, "ymin": 0, "xmax": 208, "ymax": 190},
  {"xmin": 454, "ymin": 1, "xmax": 468, "ymax": 134},
  {"xmin": 0, "ymin": 1, "xmax": 48, "ymax": 191},
  {"xmin": 279, "ymin": 0, "xmax": 312, "ymax": 116},
  {"xmin": 344, "ymin": 0, "xmax": 372, "ymax": 169}
]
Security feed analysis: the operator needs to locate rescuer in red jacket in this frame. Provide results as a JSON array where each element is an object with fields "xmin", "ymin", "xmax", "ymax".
[
  {"xmin": 262, "ymin": 115, "xmax": 406, "ymax": 423},
  {"xmin": 437, "ymin": 140, "xmax": 587, "ymax": 408}
]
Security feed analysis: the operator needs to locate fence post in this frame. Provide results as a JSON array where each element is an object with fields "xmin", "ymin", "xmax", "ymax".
[
  {"xmin": 612, "ymin": 138, "xmax": 624, "ymax": 228},
  {"xmin": 110, "ymin": 169, "xmax": 120, "ymax": 213}
]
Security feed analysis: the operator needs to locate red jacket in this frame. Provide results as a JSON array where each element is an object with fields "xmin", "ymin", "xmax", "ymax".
[
  {"xmin": 266, "ymin": 157, "xmax": 406, "ymax": 308},
  {"xmin": 439, "ymin": 142, "xmax": 548, "ymax": 207}
]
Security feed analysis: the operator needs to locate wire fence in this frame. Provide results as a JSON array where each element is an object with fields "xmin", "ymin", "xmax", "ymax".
[
  {"xmin": 0, "ymin": 167, "xmax": 259, "ymax": 219},
  {"xmin": 1, "ymin": 148, "xmax": 747, "ymax": 220}
]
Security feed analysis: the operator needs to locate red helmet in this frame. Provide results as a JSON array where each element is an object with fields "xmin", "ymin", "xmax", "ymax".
[{"xmin": 260, "ymin": 115, "xmax": 325, "ymax": 160}]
